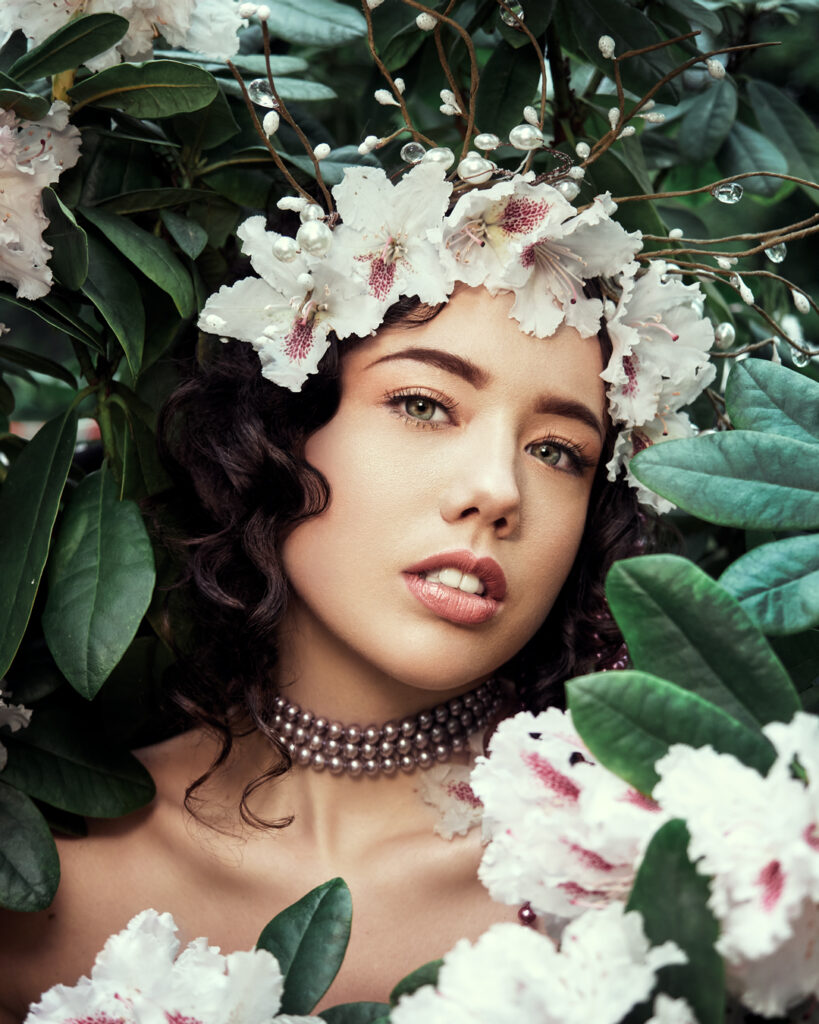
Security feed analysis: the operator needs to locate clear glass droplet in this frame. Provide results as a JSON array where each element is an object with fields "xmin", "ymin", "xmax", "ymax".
[
  {"xmin": 500, "ymin": 2, "xmax": 525, "ymax": 27},
  {"xmin": 400, "ymin": 141, "xmax": 426, "ymax": 164},
  {"xmin": 248, "ymin": 78, "xmax": 279, "ymax": 109},
  {"xmin": 792, "ymin": 348, "xmax": 810, "ymax": 368},
  {"xmin": 711, "ymin": 182, "xmax": 743, "ymax": 205},
  {"xmin": 713, "ymin": 322, "xmax": 735, "ymax": 349},
  {"xmin": 765, "ymin": 242, "xmax": 787, "ymax": 263}
]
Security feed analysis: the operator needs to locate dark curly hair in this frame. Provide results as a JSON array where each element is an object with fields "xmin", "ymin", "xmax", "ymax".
[{"xmin": 155, "ymin": 297, "xmax": 647, "ymax": 825}]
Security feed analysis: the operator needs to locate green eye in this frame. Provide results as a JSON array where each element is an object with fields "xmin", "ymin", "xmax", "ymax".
[
  {"xmin": 531, "ymin": 442, "xmax": 563, "ymax": 466},
  {"xmin": 405, "ymin": 397, "xmax": 437, "ymax": 421}
]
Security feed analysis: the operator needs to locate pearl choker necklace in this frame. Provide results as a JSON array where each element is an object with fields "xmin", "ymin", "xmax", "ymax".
[{"xmin": 272, "ymin": 680, "xmax": 501, "ymax": 777}]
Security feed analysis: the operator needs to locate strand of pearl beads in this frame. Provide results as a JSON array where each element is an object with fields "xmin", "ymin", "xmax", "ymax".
[{"xmin": 271, "ymin": 680, "xmax": 500, "ymax": 777}]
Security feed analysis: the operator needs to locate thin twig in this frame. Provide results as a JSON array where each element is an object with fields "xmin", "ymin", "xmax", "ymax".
[
  {"xmin": 433, "ymin": 0, "xmax": 467, "ymax": 127},
  {"xmin": 496, "ymin": 0, "xmax": 548, "ymax": 135},
  {"xmin": 642, "ymin": 211, "xmax": 819, "ymax": 244},
  {"xmin": 613, "ymin": 170, "xmax": 819, "ymax": 203}
]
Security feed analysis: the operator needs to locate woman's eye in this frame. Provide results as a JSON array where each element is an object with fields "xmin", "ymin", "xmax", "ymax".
[
  {"xmin": 529, "ymin": 441, "xmax": 566, "ymax": 467},
  {"xmin": 398, "ymin": 395, "xmax": 451, "ymax": 424}
]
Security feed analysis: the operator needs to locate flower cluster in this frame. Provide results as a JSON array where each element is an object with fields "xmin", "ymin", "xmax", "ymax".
[
  {"xmin": 0, "ymin": 684, "xmax": 32, "ymax": 770},
  {"xmin": 25, "ymin": 909, "xmax": 322, "ymax": 1024},
  {"xmin": 0, "ymin": 101, "xmax": 81, "ymax": 300},
  {"xmin": 198, "ymin": 161, "xmax": 716, "ymax": 508}
]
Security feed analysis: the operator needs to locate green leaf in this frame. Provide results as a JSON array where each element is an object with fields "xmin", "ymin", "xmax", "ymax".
[
  {"xmin": 160, "ymin": 209, "xmax": 209, "ymax": 259},
  {"xmin": 725, "ymin": 358, "xmax": 819, "ymax": 446},
  {"xmin": 81, "ymin": 206, "xmax": 194, "ymax": 317},
  {"xmin": 475, "ymin": 41, "xmax": 543, "ymax": 137},
  {"xmin": 41, "ymin": 187, "xmax": 88, "ymax": 291},
  {"xmin": 0, "ymin": 378, "xmax": 15, "ymax": 415},
  {"xmin": 716, "ymin": 120, "xmax": 788, "ymax": 197},
  {"xmin": 0, "ymin": 88, "xmax": 50, "ymax": 120},
  {"xmin": 108, "ymin": 388, "xmax": 172, "ymax": 499},
  {"xmin": 677, "ymin": 79, "xmax": 737, "ymax": 162},
  {"xmin": 281, "ymin": 145, "xmax": 380, "ymax": 187},
  {"xmin": 748, "ymin": 79, "xmax": 819, "ymax": 204},
  {"xmin": 170, "ymin": 89, "xmax": 240, "ymax": 152},
  {"xmin": 0, "ymin": 32, "xmax": 27, "ymax": 74},
  {"xmin": 9, "ymin": 14, "xmax": 129, "ymax": 83},
  {"xmin": 81, "ymin": 235, "xmax": 145, "ymax": 375},
  {"xmin": 498, "ymin": 0, "xmax": 556, "ymax": 47},
  {"xmin": 630, "ymin": 432, "xmax": 819, "ymax": 530},
  {"xmin": 606, "ymin": 555, "xmax": 800, "ymax": 727},
  {"xmin": 156, "ymin": 51, "xmax": 308, "ymax": 76},
  {"xmin": 256, "ymin": 878, "xmax": 352, "ymax": 1015},
  {"xmin": 319, "ymin": 1004, "xmax": 391, "ymax": 1024},
  {"xmin": 68, "ymin": 59, "xmax": 218, "ymax": 118},
  {"xmin": 265, "ymin": 0, "xmax": 367, "ymax": 47},
  {"xmin": 582, "ymin": 145, "xmax": 666, "ymax": 237},
  {"xmin": 627, "ymin": 820, "xmax": 724, "ymax": 1024},
  {"xmin": 719, "ymin": 535, "xmax": 819, "ymax": 636},
  {"xmin": 42, "ymin": 467, "xmax": 155, "ymax": 700},
  {"xmin": 95, "ymin": 187, "xmax": 215, "ymax": 214},
  {"xmin": 389, "ymin": 959, "xmax": 442, "ymax": 1004},
  {"xmin": 0, "ymin": 289, "xmax": 103, "ymax": 351},
  {"xmin": 0, "ymin": 781, "xmax": 59, "ymax": 912},
  {"xmin": 0, "ymin": 342, "xmax": 77, "ymax": 388},
  {"xmin": 0, "ymin": 408, "xmax": 78, "ymax": 679},
  {"xmin": 2, "ymin": 707, "xmax": 155, "ymax": 816},
  {"xmin": 567, "ymin": 671, "xmax": 776, "ymax": 793}
]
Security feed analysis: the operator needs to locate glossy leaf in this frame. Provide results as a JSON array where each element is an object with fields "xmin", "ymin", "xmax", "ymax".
[
  {"xmin": 265, "ymin": 0, "xmax": 367, "ymax": 47},
  {"xmin": 96, "ymin": 187, "xmax": 215, "ymax": 213},
  {"xmin": 0, "ymin": 290, "xmax": 103, "ymax": 351},
  {"xmin": 282, "ymin": 146, "xmax": 381, "ymax": 187},
  {"xmin": 69, "ymin": 60, "xmax": 218, "ymax": 117},
  {"xmin": 719, "ymin": 535, "xmax": 819, "ymax": 636},
  {"xmin": 81, "ymin": 235, "xmax": 145, "ymax": 375},
  {"xmin": 0, "ymin": 343, "xmax": 77, "ymax": 389},
  {"xmin": 0, "ymin": 88, "xmax": 50, "ymax": 119},
  {"xmin": 0, "ymin": 408, "xmax": 78, "ymax": 680},
  {"xmin": 748, "ymin": 78, "xmax": 819, "ymax": 203},
  {"xmin": 159, "ymin": 209, "xmax": 209, "ymax": 259},
  {"xmin": 475, "ymin": 41, "xmax": 544, "ymax": 137},
  {"xmin": 42, "ymin": 467, "xmax": 156, "ymax": 700},
  {"xmin": 256, "ymin": 878, "xmax": 352, "ymax": 1015},
  {"xmin": 319, "ymin": 1004, "xmax": 391, "ymax": 1024},
  {"xmin": 567, "ymin": 670, "xmax": 776, "ymax": 794},
  {"xmin": 170, "ymin": 89, "xmax": 239, "ymax": 152},
  {"xmin": 2, "ymin": 707, "xmax": 155, "ymax": 816},
  {"xmin": 389, "ymin": 959, "xmax": 443, "ymax": 1004},
  {"xmin": 717, "ymin": 120, "xmax": 788, "ymax": 197},
  {"xmin": 9, "ymin": 14, "xmax": 128, "ymax": 83},
  {"xmin": 725, "ymin": 359, "xmax": 819, "ymax": 446},
  {"xmin": 81, "ymin": 206, "xmax": 194, "ymax": 317},
  {"xmin": 606, "ymin": 555, "xmax": 799, "ymax": 727},
  {"xmin": 155, "ymin": 51, "xmax": 308, "ymax": 76},
  {"xmin": 677, "ymin": 79, "xmax": 737, "ymax": 161},
  {"xmin": 0, "ymin": 781, "xmax": 59, "ymax": 912},
  {"xmin": 630, "ymin": 432, "xmax": 819, "ymax": 530},
  {"xmin": 108, "ymin": 391, "xmax": 172, "ymax": 500},
  {"xmin": 41, "ymin": 187, "xmax": 88, "ymax": 292},
  {"xmin": 627, "ymin": 820, "xmax": 723, "ymax": 1024}
]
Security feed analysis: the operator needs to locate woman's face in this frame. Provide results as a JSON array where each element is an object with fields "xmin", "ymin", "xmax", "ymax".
[{"xmin": 280, "ymin": 286, "xmax": 607, "ymax": 695}]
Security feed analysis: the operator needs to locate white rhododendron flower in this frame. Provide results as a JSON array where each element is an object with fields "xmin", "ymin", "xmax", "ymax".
[
  {"xmin": 601, "ymin": 261, "xmax": 716, "ymax": 428},
  {"xmin": 0, "ymin": 685, "xmax": 33, "ymax": 770},
  {"xmin": 606, "ymin": 409, "xmax": 697, "ymax": 513},
  {"xmin": 25, "ymin": 909, "xmax": 323, "ymax": 1024},
  {"xmin": 391, "ymin": 904, "xmax": 685, "ymax": 1024},
  {"xmin": 0, "ymin": 101, "xmax": 81, "ymax": 300},
  {"xmin": 472, "ymin": 709, "xmax": 667, "ymax": 919},
  {"xmin": 331, "ymin": 163, "xmax": 454, "ymax": 307},
  {"xmin": 647, "ymin": 994, "xmax": 699, "ymax": 1024}
]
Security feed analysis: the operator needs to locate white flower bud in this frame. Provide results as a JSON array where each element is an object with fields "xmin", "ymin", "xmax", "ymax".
[
  {"xmin": 262, "ymin": 110, "xmax": 280, "ymax": 136},
  {"xmin": 358, "ymin": 134, "xmax": 379, "ymax": 154},
  {"xmin": 792, "ymin": 289, "xmax": 811, "ymax": 314},
  {"xmin": 598, "ymin": 35, "xmax": 616, "ymax": 58},
  {"xmin": 394, "ymin": 77, "xmax": 406, "ymax": 94},
  {"xmin": 716, "ymin": 256, "xmax": 735, "ymax": 270},
  {"xmin": 668, "ymin": 228, "xmax": 683, "ymax": 239},
  {"xmin": 238, "ymin": 3, "xmax": 257, "ymax": 17},
  {"xmin": 523, "ymin": 105, "xmax": 539, "ymax": 126},
  {"xmin": 642, "ymin": 112, "xmax": 666, "ymax": 123},
  {"xmin": 732, "ymin": 274, "xmax": 755, "ymax": 306},
  {"xmin": 617, "ymin": 126, "xmax": 636, "ymax": 139},
  {"xmin": 277, "ymin": 195, "xmax": 308, "ymax": 212},
  {"xmin": 642, "ymin": 99, "xmax": 655, "ymax": 111},
  {"xmin": 416, "ymin": 12, "xmax": 437, "ymax": 30},
  {"xmin": 607, "ymin": 107, "xmax": 620, "ymax": 129},
  {"xmin": 575, "ymin": 141, "xmax": 590, "ymax": 159},
  {"xmin": 256, "ymin": 4, "xmax": 270, "ymax": 18},
  {"xmin": 374, "ymin": 88, "xmax": 400, "ymax": 106},
  {"xmin": 706, "ymin": 59, "xmax": 726, "ymax": 79},
  {"xmin": 366, "ymin": 0, "xmax": 385, "ymax": 7},
  {"xmin": 440, "ymin": 103, "xmax": 460, "ymax": 116},
  {"xmin": 313, "ymin": 143, "xmax": 331, "ymax": 161},
  {"xmin": 568, "ymin": 165, "xmax": 585, "ymax": 180}
]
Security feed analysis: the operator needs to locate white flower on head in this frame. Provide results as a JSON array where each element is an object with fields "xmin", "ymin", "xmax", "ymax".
[
  {"xmin": 647, "ymin": 994, "xmax": 699, "ymax": 1024},
  {"xmin": 606, "ymin": 410, "xmax": 696, "ymax": 513},
  {"xmin": 472, "ymin": 709, "xmax": 667, "ymax": 919},
  {"xmin": 601, "ymin": 261, "xmax": 716, "ymax": 429},
  {"xmin": 0, "ymin": 685, "xmax": 33, "ymax": 771},
  {"xmin": 0, "ymin": 101, "xmax": 81, "ymax": 300},
  {"xmin": 332, "ymin": 163, "xmax": 454, "ymax": 307}
]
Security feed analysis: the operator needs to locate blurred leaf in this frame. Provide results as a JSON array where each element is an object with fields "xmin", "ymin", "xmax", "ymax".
[
  {"xmin": 0, "ymin": 31, "xmax": 27, "ymax": 74},
  {"xmin": 3, "ymin": 707, "xmax": 155, "ymax": 816},
  {"xmin": 282, "ymin": 145, "xmax": 380, "ymax": 186},
  {"xmin": 772, "ymin": 631, "xmax": 819, "ymax": 690},
  {"xmin": 725, "ymin": 359, "xmax": 819, "ymax": 446},
  {"xmin": 748, "ymin": 78, "xmax": 819, "ymax": 204},
  {"xmin": 95, "ymin": 187, "xmax": 215, "ymax": 213},
  {"xmin": 627, "ymin": 820, "xmax": 724, "ymax": 1024},
  {"xmin": 498, "ymin": 0, "xmax": 556, "ymax": 47},
  {"xmin": 156, "ymin": 51, "xmax": 308, "ymax": 76},
  {"xmin": 81, "ymin": 235, "xmax": 145, "ymax": 375},
  {"xmin": 0, "ymin": 343, "xmax": 78, "ymax": 389},
  {"xmin": 10, "ymin": 14, "xmax": 128, "ymax": 83},
  {"xmin": 257, "ymin": 878, "xmax": 352, "ymax": 1015},
  {"xmin": 389, "ymin": 960, "xmax": 443, "ymax": 1004},
  {"xmin": 0, "ymin": 378, "xmax": 14, "ymax": 416},
  {"xmin": 265, "ymin": 0, "xmax": 367, "ymax": 47},
  {"xmin": 69, "ymin": 60, "xmax": 218, "ymax": 117},
  {"xmin": 0, "ymin": 408, "xmax": 78, "ymax": 680},
  {"xmin": 607, "ymin": 555, "xmax": 799, "ymax": 726},
  {"xmin": 677, "ymin": 79, "xmax": 737, "ymax": 162},
  {"xmin": 0, "ymin": 88, "xmax": 50, "ymax": 119},
  {"xmin": 567, "ymin": 670, "xmax": 776, "ymax": 794},
  {"xmin": 274, "ymin": 78, "xmax": 337, "ymax": 102},
  {"xmin": 319, "ymin": 1004, "xmax": 391, "ymax": 1024},
  {"xmin": 583, "ymin": 146, "xmax": 665, "ymax": 237},
  {"xmin": 81, "ymin": 206, "xmax": 194, "ymax": 317},
  {"xmin": 42, "ymin": 466, "xmax": 156, "ymax": 700},
  {"xmin": 171, "ymin": 89, "xmax": 240, "ymax": 152},
  {"xmin": 41, "ymin": 187, "xmax": 89, "ymax": 292},
  {"xmin": 716, "ymin": 120, "xmax": 788, "ymax": 197},
  {"xmin": 160, "ymin": 209, "xmax": 209, "ymax": 259},
  {"xmin": 719, "ymin": 535, "xmax": 819, "ymax": 636},
  {"xmin": 630, "ymin": 432, "xmax": 819, "ymax": 530},
  {"xmin": 0, "ymin": 781, "xmax": 59, "ymax": 912},
  {"xmin": 660, "ymin": 0, "xmax": 722, "ymax": 31},
  {"xmin": 475, "ymin": 40, "xmax": 543, "ymax": 137}
]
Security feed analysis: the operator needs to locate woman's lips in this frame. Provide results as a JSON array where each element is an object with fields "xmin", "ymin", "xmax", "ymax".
[{"xmin": 403, "ymin": 550, "xmax": 506, "ymax": 625}]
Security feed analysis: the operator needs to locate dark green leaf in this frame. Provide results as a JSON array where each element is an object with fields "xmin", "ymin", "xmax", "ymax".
[
  {"xmin": 0, "ymin": 88, "xmax": 50, "ymax": 119},
  {"xmin": 0, "ymin": 378, "xmax": 14, "ymax": 416},
  {"xmin": 273, "ymin": 78, "xmax": 337, "ymax": 102},
  {"xmin": 41, "ymin": 187, "xmax": 88, "ymax": 291},
  {"xmin": 773, "ymin": 632, "xmax": 819, "ymax": 691},
  {"xmin": 677, "ymin": 79, "xmax": 737, "ymax": 161},
  {"xmin": 719, "ymin": 535, "xmax": 819, "ymax": 636},
  {"xmin": 582, "ymin": 145, "xmax": 665, "ymax": 237},
  {"xmin": 10, "ymin": 14, "xmax": 129, "ymax": 83},
  {"xmin": 0, "ymin": 290, "xmax": 103, "ymax": 351},
  {"xmin": 265, "ymin": 0, "xmax": 367, "ymax": 47},
  {"xmin": 627, "ymin": 820, "xmax": 723, "ymax": 1024},
  {"xmin": 630, "ymin": 432, "xmax": 819, "ymax": 530},
  {"xmin": 0, "ymin": 781, "xmax": 59, "ymax": 912},
  {"xmin": 81, "ymin": 235, "xmax": 145, "ymax": 375},
  {"xmin": 0, "ymin": 343, "xmax": 77, "ymax": 388},
  {"xmin": 498, "ymin": 0, "xmax": 556, "ymax": 47},
  {"xmin": 475, "ymin": 41, "xmax": 543, "ymax": 137},
  {"xmin": 160, "ymin": 209, "xmax": 209, "ymax": 259},
  {"xmin": 2, "ymin": 707, "xmax": 155, "ymax": 816},
  {"xmin": 748, "ymin": 79, "xmax": 819, "ymax": 204},
  {"xmin": 725, "ymin": 358, "xmax": 819, "ymax": 446},
  {"xmin": 42, "ymin": 467, "xmax": 155, "ymax": 699},
  {"xmin": 0, "ymin": 408, "xmax": 78, "ymax": 679},
  {"xmin": 256, "ymin": 878, "xmax": 352, "ymax": 1015},
  {"xmin": 661, "ymin": 0, "xmax": 722, "ymax": 32},
  {"xmin": 170, "ymin": 89, "xmax": 240, "ymax": 152},
  {"xmin": 69, "ymin": 60, "xmax": 218, "ymax": 118},
  {"xmin": 606, "ymin": 555, "xmax": 799, "ymax": 726},
  {"xmin": 567, "ymin": 671, "xmax": 776, "ymax": 793},
  {"xmin": 0, "ymin": 32, "xmax": 27, "ymax": 75},
  {"xmin": 717, "ymin": 120, "xmax": 788, "ymax": 197},
  {"xmin": 81, "ymin": 206, "xmax": 194, "ymax": 317},
  {"xmin": 95, "ymin": 187, "xmax": 215, "ymax": 213},
  {"xmin": 389, "ymin": 959, "xmax": 442, "ymax": 1004},
  {"xmin": 319, "ymin": 1003, "xmax": 391, "ymax": 1024},
  {"xmin": 108, "ymin": 389, "xmax": 172, "ymax": 499}
]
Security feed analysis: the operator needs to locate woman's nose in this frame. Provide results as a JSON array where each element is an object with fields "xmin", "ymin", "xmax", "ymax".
[{"xmin": 438, "ymin": 434, "xmax": 521, "ymax": 537}]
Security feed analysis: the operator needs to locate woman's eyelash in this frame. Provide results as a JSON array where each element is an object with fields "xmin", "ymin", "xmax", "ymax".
[
  {"xmin": 529, "ymin": 434, "xmax": 597, "ymax": 474},
  {"xmin": 383, "ymin": 388, "xmax": 458, "ymax": 427}
]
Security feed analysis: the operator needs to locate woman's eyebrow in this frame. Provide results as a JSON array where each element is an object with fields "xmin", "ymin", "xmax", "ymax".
[
  {"xmin": 366, "ymin": 347, "xmax": 489, "ymax": 388},
  {"xmin": 535, "ymin": 396, "xmax": 605, "ymax": 440}
]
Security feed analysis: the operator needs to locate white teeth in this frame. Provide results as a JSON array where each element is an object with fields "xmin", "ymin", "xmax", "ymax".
[{"xmin": 422, "ymin": 568, "xmax": 485, "ymax": 596}]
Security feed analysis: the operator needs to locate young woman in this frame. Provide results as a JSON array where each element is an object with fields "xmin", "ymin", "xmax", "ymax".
[{"xmin": 0, "ymin": 279, "xmax": 644, "ymax": 1018}]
